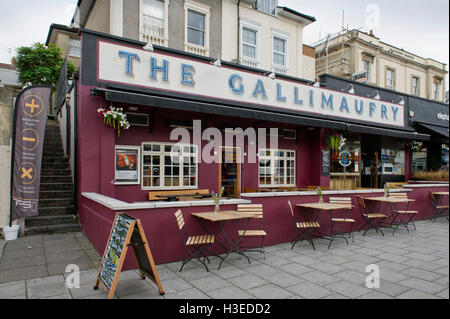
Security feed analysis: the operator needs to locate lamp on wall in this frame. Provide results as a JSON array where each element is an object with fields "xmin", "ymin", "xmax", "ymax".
[
  {"xmin": 396, "ymin": 96, "xmax": 405, "ymax": 105},
  {"xmin": 345, "ymin": 84, "xmax": 355, "ymax": 94},
  {"xmin": 313, "ymin": 81, "xmax": 321, "ymax": 88},
  {"xmin": 143, "ymin": 42, "xmax": 154, "ymax": 52},
  {"xmin": 211, "ymin": 58, "xmax": 221, "ymax": 68},
  {"xmin": 368, "ymin": 90, "xmax": 380, "ymax": 100},
  {"xmin": 268, "ymin": 72, "xmax": 276, "ymax": 80}
]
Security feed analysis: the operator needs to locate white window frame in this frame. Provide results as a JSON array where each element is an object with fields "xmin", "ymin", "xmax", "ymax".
[
  {"xmin": 433, "ymin": 80, "xmax": 441, "ymax": 100},
  {"xmin": 363, "ymin": 59, "xmax": 371, "ymax": 82},
  {"xmin": 240, "ymin": 19, "xmax": 260, "ymax": 66},
  {"xmin": 385, "ymin": 67, "xmax": 395, "ymax": 89},
  {"xmin": 411, "ymin": 75, "xmax": 420, "ymax": 96},
  {"xmin": 271, "ymin": 29, "xmax": 289, "ymax": 73},
  {"xmin": 256, "ymin": 0, "xmax": 277, "ymax": 15},
  {"xmin": 139, "ymin": 0, "xmax": 169, "ymax": 45},
  {"xmin": 184, "ymin": 1, "xmax": 210, "ymax": 53},
  {"xmin": 141, "ymin": 142, "xmax": 198, "ymax": 190},
  {"xmin": 258, "ymin": 149, "xmax": 296, "ymax": 188},
  {"xmin": 68, "ymin": 37, "xmax": 81, "ymax": 58}
]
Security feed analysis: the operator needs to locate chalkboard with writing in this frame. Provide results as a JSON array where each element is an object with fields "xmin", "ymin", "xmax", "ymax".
[{"xmin": 94, "ymin": 213, "xmax": 164, "ymax": 298}]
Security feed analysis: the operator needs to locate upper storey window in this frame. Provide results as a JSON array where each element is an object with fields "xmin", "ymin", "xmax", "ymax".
[{"xmin": 257, "ymin": 0, "xmax": 277, "ymax": 15}]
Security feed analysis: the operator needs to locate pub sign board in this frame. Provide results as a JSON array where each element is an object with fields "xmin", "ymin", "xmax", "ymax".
[{"xmin": 94, "ymin": 212, "xmax": 164, "ymax": 299}]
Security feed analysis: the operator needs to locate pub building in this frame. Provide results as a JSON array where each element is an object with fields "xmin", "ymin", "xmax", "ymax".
[{"xmin": 71, "ymin": 29, "xmax": 448, "ymax": 267}]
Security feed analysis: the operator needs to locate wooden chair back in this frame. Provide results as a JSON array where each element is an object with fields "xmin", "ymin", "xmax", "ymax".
[
  {"xmin": 237, "ymin": 204, "xmax": 263, "ymax": 218},
  {"xmin": 288, "ymin": 200, "xmax": 295, "ymax": 217},
  {"xmin": 329, "ymin": 197, "xmax": 352, "ymax": 205},
  {"xmin": 150, "ymin": 189, "xmax": 210, "ymax": 201},
  {"xmin": 355, "ymin": 196, "xmax": 366, "ymax": 210},
  {"xmin": 174, "ymin": 209, "xmax": 185, "ymax": 230},
  {"xmin": 389, "ymin": 192, "xmax": 408, "ymax": 199}
]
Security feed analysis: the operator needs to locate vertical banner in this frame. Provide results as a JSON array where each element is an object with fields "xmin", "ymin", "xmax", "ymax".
[{"xmin": 11, "ymin": 86, "xmax": 50, "ymax": 221}]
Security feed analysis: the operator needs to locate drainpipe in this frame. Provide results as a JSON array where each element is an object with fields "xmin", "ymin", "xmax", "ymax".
[{"xmin": 237, "ymin": 0, "xmax": 241, "ymax": 64}]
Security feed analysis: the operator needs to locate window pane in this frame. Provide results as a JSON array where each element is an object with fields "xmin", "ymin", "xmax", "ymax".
[
  {"xmin": 143, "ymin": 0, "xmax": 164, "ymax": 19},
  {"xmin": 273, "ymin": 37, "xmax": 285, "ymax": 53},
  {"xmin": 274, "ymin": 53, "xmax": 285, "ymax": 65},
  {"xmin": 188, "ymin": 10, "xmax": 205, "ymax": 30},
  {"xmin": 243, "ymin": 28, "xmax": 256, "ymax": 45},
  {"xmin": 188, "ymin": 28, "xmax": 205, "ymax": 46},
  {"xmin": 243, "ymin": 44, "xmax": 256, "ymax": 58}
]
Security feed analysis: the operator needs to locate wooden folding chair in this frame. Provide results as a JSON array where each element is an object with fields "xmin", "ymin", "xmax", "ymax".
[
  {"xmin": 389, "ymin": 192, "xmax": 418, "ymax": 234},
  {"xmin": 355, "ymin": 196, "xmax": 388, "ymax": 236},
  {"xmin": 237, "ymin": 204, "xmax": 267, "ymax": 259},
  {"xmin": 174, "ymin": 209, "xmax": 221, "ymax": 272},
  {"xmin": 288, "ymin": 201, "xmax": 320, "ymax": 250},
  {"xmin": 429, "ymin": 191, "xmax": 449, "ymax": 223},
  {"xmin": 328, "ymin": 197, "xmax": 355, "ymax": 247}
]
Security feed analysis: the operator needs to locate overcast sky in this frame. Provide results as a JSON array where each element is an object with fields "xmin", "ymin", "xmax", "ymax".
[{"xmin": 0, "ymin": 0, "xmax": 448, "ymax": 89}]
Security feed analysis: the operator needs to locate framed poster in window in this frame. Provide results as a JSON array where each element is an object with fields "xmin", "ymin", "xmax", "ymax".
[{"xmin": 115, "ymin": 146, "xmax": 140, "ymax": 185}]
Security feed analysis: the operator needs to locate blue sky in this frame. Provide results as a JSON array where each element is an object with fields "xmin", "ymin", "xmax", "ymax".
[{"xmin": 1, "ymin": 0, "xmax": 448, "ymax": 89}]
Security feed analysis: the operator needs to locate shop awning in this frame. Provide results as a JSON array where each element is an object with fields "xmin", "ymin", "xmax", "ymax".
[
  {"xmin": 415, "ymin": 122, "xmax": 449, "ymax": 139},
  {"xmin": 92, "ymin": 87, "xmax": 347, "ymax": 130},
  {"xmin": 346, "ymin": 123, "xmax": 430, "ymax": 141}
]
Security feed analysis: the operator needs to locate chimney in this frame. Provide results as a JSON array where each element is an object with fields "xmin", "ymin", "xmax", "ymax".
[{"xmin": 369, "ymin": 30, "xmax": 374, "ymax": 37}]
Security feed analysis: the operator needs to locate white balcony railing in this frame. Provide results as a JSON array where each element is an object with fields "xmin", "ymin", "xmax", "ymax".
[
  {"xmin": 184, "ymin": 42, "xmax": 209, "ymax": 56},
  {"xmin": 272, "ymin": 64, "xmax": 288, "ymax": 75},
  {"xmin": 240, "ymin": 57, "xmax": 259, "ymax": 68}
]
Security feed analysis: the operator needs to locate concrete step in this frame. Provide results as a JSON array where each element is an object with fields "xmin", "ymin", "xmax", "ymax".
[
  {"xmin": 38, "ymin": 206, "xmax": 75, "ymax": 216},
  {"xmin": 40, "ymin": 183, "xmax": 73, "ymax": 191},
  {"xmin": 41, "ymin": 162, "xmax": 71, "ymax": 170},
  {"xmin": 42, "ymin": 156, "xmax": 69, "ymax": 164},
  {"xmin": 25, "ymin": 215, "xmax": 78, "ymax": 228},
  {"xmin": 25, "ymin": 223, "xmax": 81, "ymax": 236},
  {"xmin": 41, "ymin": 169, "xmax": 72, "ymax": 176},
  {"xmin": 39, "ymin": 190, "xmax": 74, "ymax": 199},
  {"xmin": 40, "ymin": 176, "xmax": 73, "ymax": 184},
  {"xmin": 39, "ymin": 197, "xmax": 74, "ymax": 208}
]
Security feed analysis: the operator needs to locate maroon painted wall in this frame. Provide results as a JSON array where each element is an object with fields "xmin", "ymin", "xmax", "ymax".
[{"xmin": 78, "ymin": 186, "xmax": 448, "ymax": 270}]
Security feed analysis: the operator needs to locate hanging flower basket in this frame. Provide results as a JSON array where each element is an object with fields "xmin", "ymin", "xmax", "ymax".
[
  {"xmin": 97, "ymin": 106, "xmax": 130, "ymax": 136},
  {"xmin": 409, "ymin": 141, "xmax": 425, "ymax": 152},
  {"xmin": 329, "ymin": 133, "xmax": 346, "ymax": 154}
]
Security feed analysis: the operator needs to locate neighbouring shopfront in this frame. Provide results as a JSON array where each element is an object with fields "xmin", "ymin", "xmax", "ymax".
[{"xmin": 71, "ymin": 30, "xmax": 448, "ymax": 267}]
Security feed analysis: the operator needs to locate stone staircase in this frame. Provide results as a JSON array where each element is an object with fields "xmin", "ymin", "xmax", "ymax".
[{"xmin": 24, "ymin": 120, "xmax": 80, "ymax": 235}]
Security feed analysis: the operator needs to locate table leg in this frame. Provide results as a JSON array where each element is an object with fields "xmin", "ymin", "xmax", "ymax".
[{"xmin": 217, "ymin": 219, "xmax": 252, "ymax": 270}]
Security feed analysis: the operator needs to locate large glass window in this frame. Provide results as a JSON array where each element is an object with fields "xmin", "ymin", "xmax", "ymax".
[
  {"xmin": 411, "ymin": 141, "xmax": 427, "ymax": 172},
  {"xmin": 142, "ymin": 142, "xmax": 198, "ymax": 189},
  {"xmin": 141, "ymin": 0, "xmax": 165, "ymax": 38},
  {"xmin": 363, "ymin": 60, "xmax": 371, "ymax": 81},
  {"xmin": 258, "ymin": 149, "xmax": 295, "ymax": 187},
  {"xmin": 187, "ymin": 9, "xmax": 206, "ymax": 46},
  {"xmin": 381, "ymin": 137, "xmax": 405, "ymax": 176},
  {"xmin": 273, "ymin": 36, "xmax": 286, "ymax": 66},
  {"xmin": 329, "ymin": 133, "xmax": 361, "ymax": 189},
  {"xmin": 257, "ymin": 0, "xmax": 277, "ymax": 15},
  {"xmin": 433, "ymin": 81, "xmax": 440, "ymax": 100}
]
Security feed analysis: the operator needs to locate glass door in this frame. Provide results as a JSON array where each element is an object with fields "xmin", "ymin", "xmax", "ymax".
[{"xmin": 219, "ymin": 147, "xmax": 241, "ymax": 198}]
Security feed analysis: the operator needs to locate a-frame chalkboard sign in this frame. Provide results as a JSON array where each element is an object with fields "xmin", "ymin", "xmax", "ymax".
[{"xmin": 94, "ymin": 212, "xmax": 164, "ymax": 298}]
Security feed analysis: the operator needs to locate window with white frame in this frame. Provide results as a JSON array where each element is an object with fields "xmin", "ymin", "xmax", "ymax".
[
  {"xmin": 273, "ymin": 36, "xmax": 286, "ymax": 66},
  {"xmin": 141, "ymin": 0, "xmax": 165, "ymax": 39},
  {"xmin": 258, "ymin": 149, "xmax": 295, "ymax": 187},
  {"xmin": 363, "ymin": 60, "xmax": 370, "ymax": 81},
  {"xmin": 142, "ymin": 142, "xmax": 198, "ymax": 189},
  {"xmin": 385, "ymin": 67, "xmax": 395, "ymax": 89},
  {"xmin": 257, "ymin": 0, "xmax": 277, "ymax": 15},
  {"xmin": 433, "ymin": 80, "xmax": 441, "ymax": 100},
  {"xmin": 187, "ymin": 9, "xmax": 206, "ymax": 46},
  {"xmin": 242, "ymin": 27, "xmax": 257, "ymax": 60},
  {"xmin": 69, "ymin": 38, "xmax": 81, "ymax": 57},
  {"xmin": 411, "ymin": 76, "xmax": 419, "ymax": 95}
]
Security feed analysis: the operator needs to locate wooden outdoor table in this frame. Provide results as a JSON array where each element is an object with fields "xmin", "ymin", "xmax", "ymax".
[
  {"xmin": 192, "ymin": 210, "xmax": 258, "ymax": 269},
  {"xmin": 364, "ymin": 196, "xmax": 416, "ymax": 230},
  {"xmin": 296, "ymin": 202, "xmax": 353, "ymax": 248}
]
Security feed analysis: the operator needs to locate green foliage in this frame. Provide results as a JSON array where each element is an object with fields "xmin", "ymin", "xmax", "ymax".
[{"xmin": 15, "ymin": 42, "xmax": 75, "ymax": 91}]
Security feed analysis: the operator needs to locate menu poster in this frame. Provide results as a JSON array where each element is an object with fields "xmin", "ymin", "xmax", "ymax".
[
  {"xmin": 321, "ymin": 150, "xmax": 330, "ymax": 176},
  {"xmin": 115, "ymin": 146, "xmax": 139, "ymax": 184}
]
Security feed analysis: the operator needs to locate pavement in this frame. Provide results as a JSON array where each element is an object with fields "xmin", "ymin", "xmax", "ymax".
[{"xmin": 0, "ymin": 219, "xmax": 448, "ymax": 299}]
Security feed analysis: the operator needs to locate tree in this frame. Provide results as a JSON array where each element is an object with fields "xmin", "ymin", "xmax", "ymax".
[{"xmin": 15, "ymin": 42, "xmax": 75, "ymax": 92}]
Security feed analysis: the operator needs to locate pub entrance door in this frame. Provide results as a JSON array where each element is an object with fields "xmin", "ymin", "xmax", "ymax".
[{"xmin": 218, "ymin": 147, "xmax": 241, "ymax": 198}]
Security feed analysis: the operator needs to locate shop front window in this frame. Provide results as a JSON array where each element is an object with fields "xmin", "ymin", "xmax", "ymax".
[
  {"xmin": 381, "ymin": 137, "xmax": 405, "ymax": 176},
  {"xmin": 142, "ymin": 142, "xmax": 198, "ymax": 189},
  {"xmin": 411, "ymin": 141, "xmax": 427, "ymax": 172},
  {"xmin": 329, "ymin": 133, "xmax": 361, "ymax": 190},
  {"xmin": 258, "ymin": 149, "xmax": 295, "ymax": 187}
]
